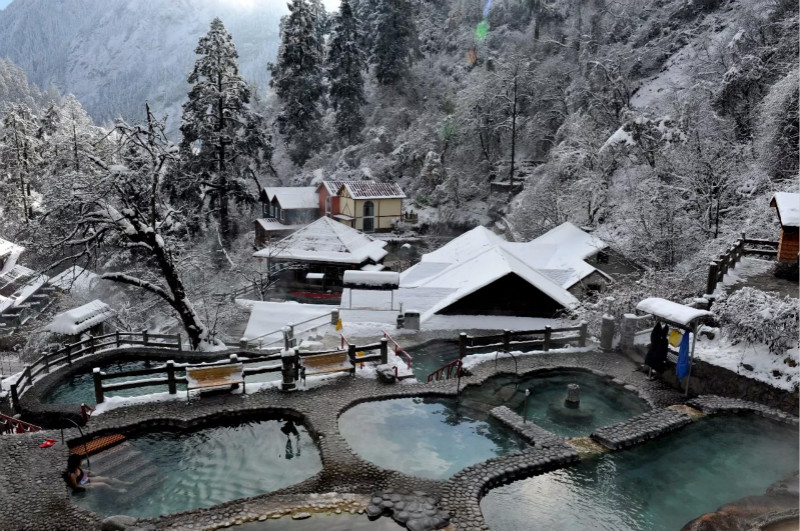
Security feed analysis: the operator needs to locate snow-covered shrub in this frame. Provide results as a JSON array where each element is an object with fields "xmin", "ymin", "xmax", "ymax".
[{"xmin": 714, "ymin": 287, "xmax": 799, "ymax": 355}]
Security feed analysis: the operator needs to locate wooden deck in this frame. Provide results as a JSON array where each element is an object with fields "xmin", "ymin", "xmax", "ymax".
[{"xmin": 70, "ymin": 433, "xmax": 126, "ymax": 456}]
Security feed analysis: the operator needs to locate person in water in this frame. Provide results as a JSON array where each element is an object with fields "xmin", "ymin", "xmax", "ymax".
[{"xmin": 65, "ymin": 454, "xmax": 129, "ymax": 493}]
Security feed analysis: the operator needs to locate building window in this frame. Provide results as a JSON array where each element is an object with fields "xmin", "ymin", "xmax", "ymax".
[
  {"xmin": 363, "ymin": 201, "xmax": 375, "ymax": 232},
  {"xmin": 325, "ymin": 196, "xmax": 332, "ymax": 217},
  {"xmin": 597, "ymin": 250, "xmax": 609, "ymax": 264}
]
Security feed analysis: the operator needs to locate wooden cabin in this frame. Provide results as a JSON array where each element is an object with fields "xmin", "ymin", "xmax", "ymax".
[{"xmin": 770, "ymin": 192, "xmax": 799, "ymax": 263}]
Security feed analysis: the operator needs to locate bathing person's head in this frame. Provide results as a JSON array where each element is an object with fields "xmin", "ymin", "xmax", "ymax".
[{"xmin": 67, "ymin": 454, "xmax": 82, "ymax": 472}]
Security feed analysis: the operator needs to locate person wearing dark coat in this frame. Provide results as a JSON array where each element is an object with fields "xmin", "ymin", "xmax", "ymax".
[{"xmin": 644, "ymin": 322, "xmax": 669, "ymax": 377}]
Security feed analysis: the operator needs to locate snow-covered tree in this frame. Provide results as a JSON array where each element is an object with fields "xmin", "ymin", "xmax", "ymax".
[
  {"xmin": 327, "ymin": 0, "xmax": 366, "ymax": 143},
  {"xmin": 180, "ymin": 17, "xmax": 269, "ymax": 244},
  {"xmin": 270, "ymin": 0, "xmax": 325, "ymax": 165},
  {"xmin": 0, "ymin": 103, "xmax": 41, "ymax": 226},
  {"xmin": 371, "ymin": 0, "xmax": 416, "ymax": 85},
  {"xmin": 39, "ymin": 106, "xmax": 220, "ymax": 350}
]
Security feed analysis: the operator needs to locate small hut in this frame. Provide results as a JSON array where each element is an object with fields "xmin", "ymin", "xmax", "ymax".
[
  {"xmin": 46, "ymin": 299, "xmax": 114, "ymax": 343},
  {"xmin": 770, "ymin": 192, "xmax": 799, "ymax": 263}
]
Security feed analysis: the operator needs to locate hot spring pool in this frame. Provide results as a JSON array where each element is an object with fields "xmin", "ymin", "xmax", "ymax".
[
  {"xmin": 72, "ymin": 418, "xmax": 322, "ymax": 518},
  {"xmin": 460, "ymin": 371, "xmax": 650, "ymax": 437},
  {"xmin": 338, "ymin": 397, "xmax": 529, "ymax": 479},
  {"xmin": 481, "ymin": 414, "xmax": 800, "ymax": 531},
  {"xmin": 44, "ymin": 359, "xmax": 281, "ymax": 405}
]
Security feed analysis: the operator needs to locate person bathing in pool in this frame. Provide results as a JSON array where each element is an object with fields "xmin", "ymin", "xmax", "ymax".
[{"xmin": 65, "ymin": 454, "xmax": 130, "ymax": 493}]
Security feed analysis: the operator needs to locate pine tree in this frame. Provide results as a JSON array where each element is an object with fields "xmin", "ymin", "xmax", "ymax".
[
  {"xmin": 327, "ymin": 0, "xmax": 366, "ymax": 143},
  {"xmin": 371, "ymin": 0, "xmax": 416, "ymax": 85},
  {"xmin": 269, "ymin": 0, "xmax": 324, "ymax": 165},
  {"xmin": 0, "ymin": 103, "xmax": 41, "ymax": 225},
  {"xmin": 181, "ymin": 17, "xmax": 268, "ymax": 243}
]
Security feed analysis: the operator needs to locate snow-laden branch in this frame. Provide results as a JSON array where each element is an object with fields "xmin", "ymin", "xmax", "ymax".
[{"xmin": 100, "ymin": 272, "xmax": 173, "ymax": 303}]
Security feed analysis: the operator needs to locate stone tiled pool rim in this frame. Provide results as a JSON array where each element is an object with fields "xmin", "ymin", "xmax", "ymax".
[{"xmin": 4, "ymin": 346, "xmax": 798, "ymax": 531}]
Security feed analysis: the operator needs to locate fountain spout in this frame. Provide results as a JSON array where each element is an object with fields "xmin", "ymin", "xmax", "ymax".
[{"xmin": 564, "ymin": 383, "xmax": 581, "ymax": 409}]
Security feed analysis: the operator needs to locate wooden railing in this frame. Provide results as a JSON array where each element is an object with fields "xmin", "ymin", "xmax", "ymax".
[
  {"xmin": 706, "ymin": 235, "xmax": 779, "ymax": 295},
  {"xmin": 9, "ymin": 331, "xmax": 181, "ymax": 412},
  {"xmin": 0, "ymin": 412, "xmax": 42, "ymax": 434},
  {"xmin": 382, "ymin": 331, "xmax": 412, "ymax": 368},
  {"xmin": 93, "ymin": 352, "xmax": 284, "ymax": 403},
  {"xmin": 241, "ymin": 310, "xmax": 338, "ymax": 350},
  {"xmin": 457, "ymin": 323, "xmax": 588, "ymax": 358}
]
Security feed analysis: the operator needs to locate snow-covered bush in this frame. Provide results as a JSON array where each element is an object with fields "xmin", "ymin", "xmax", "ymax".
[{"xmin": 714, "ymin": 287, "xmax": 799, "ymax": 355}]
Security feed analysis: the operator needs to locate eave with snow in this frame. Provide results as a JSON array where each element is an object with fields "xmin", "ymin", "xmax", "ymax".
[
  {"xmin": 46, "ymin": 299, "xmax": 114, "ymax": 338},
  {"xmin": 253, "ymin": 217, "xmax": 389, "ymax": 292},
  {"xmin": 386, "ymin": 223, "xmax": 615, "ymax": 321},
  {"xmin": 769, "ymin": 192, "xmax": 799, "ymax": 263}
]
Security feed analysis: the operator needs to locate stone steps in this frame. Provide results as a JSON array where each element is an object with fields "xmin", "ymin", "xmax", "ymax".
[{"xmin": 590, "ymin": 408, "xmax": 692, "ymax": 450}]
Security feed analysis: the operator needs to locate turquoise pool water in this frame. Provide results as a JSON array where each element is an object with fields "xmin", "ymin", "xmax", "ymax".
[
  {"xmin": 406, "ymin": 341, "xmax": 460, "ymax": 381},
  {"xmin": 44, "ymin": 359, "xmax": 281, "ymax": 405},
  {"xmin": 338, "ymin": 397, "xmax": 530, "ymax": 479},
  {"xmin": 481, "ymin": 414, "xmax": 800, "ymax": 531},
  {"xmin": 73, "ymin": 419, "xmax": 322, "ymax": 518},
  {"xmin": 461, "ymin": 371, "xmax": 651, "ymax": 437}
]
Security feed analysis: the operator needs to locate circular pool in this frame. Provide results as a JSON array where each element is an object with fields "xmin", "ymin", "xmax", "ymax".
[{"xmin": 338, "ymin": 396, "xmax": 530, "ymax": 479}]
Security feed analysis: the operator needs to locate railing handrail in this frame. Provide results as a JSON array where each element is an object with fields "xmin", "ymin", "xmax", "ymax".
[
  {"xmin": 427, "ymin": 359, "xmax": 462, "ymax": 382},
  {"xmin": 0, "ymin": 412, "xmax": 42, "ymax": 434},
  {"xmin": 382, "ymin": 330, "xmax": 412, "ymax": 368},
  {"xmin": 340, "ymin": 333, "xmax": 351, "ymax": 349}
]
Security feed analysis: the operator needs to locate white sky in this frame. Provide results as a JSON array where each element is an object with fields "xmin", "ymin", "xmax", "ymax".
[{"xmin": 0, "ymin": 0, "xmax": 341, "ymax": 12}]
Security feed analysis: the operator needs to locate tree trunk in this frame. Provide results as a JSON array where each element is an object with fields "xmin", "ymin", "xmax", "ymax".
[{"xmin": 509, "ymin": 71, "xmax": 518, "ymax": 188}]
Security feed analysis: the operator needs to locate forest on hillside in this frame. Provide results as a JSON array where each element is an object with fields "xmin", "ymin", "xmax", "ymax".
[{"xmin": 0, "ymin": 0, "xmax": 796, "ymax": 348}]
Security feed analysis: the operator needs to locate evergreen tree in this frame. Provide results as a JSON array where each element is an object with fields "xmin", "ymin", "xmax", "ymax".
[
  {"xmin": 181, "ymin": 17, "xmax": 268, "ymax": 243},
  {"xmin": 371, "ymin": 0, "xmax": 416, "ymax": 85},
  {"xmin": 269, "ymin": 0, "xmax": 324, "ymax": 165},
  {"xmin": 0, "ymin": 103, "xmax": 41, "ymax": 225},
  {"xmin": 327, "ymin": 0, "xmax": 366, "ymax": 143}
]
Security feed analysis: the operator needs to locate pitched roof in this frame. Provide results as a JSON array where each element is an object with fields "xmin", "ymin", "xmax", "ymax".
[
  {"xmin": 340, "ymin": 181, "xmax": 406, "ymax": 200},
  {"xmin": 46, "ymin": 299, "xmax": 114, "ymax": 335},
  {"xmin": 264, "ymin": 187, "xmax": 318, "ymax": 210},
  {"xmin": 253, "ymin": 217, "xmax": 388, "ymax": 264},
  {"xmin": 319, "ymin": 180, "xmax": 359, "ymax": 195},
  {"xmin": 770, "ymin": 192, "xmax": 800, "ymax": 228},
  {"xmin": 0, "ymin": 237, "xmax": 24, "ymax": 278},
  {"xmin": 398, "ymin": 222, "xmax": 611, "ymax": 319}
]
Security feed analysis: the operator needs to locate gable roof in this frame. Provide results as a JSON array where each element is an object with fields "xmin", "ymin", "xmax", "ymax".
[
  {"xmin": 398, "ymin": 222, "xmax": 610, "ymax": 319},
  {"xmin": 46, "ymin": 299, "xmax": 114, "ymax": 335},
  {"xmin": 263, "ymin": 187, "xmax": 318, "ymax": 210},
  {"xmin": 340, "ymin": 181, "xmax": 406, "ymax": 200},
  {"xmin": 318, "ymin": 180, "xmax": 360, "ymax": 195},
  {"xmin": 253, "ymin": 216, "xmax": 388, "ymax": 264},
  {"xmin": 0, "ymin": 237, "xmax": 24, "ymax": 278},
  {"xmin": 770, "ymin": 192, "xmax": 800, "ymax": 228}
]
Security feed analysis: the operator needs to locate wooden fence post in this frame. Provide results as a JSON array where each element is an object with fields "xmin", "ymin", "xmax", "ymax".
[
  {"xmin": 44, "ymin": 350, "xmax": 52, "ymax": 374},
  {"xmin": 93, "ymin": 368, "xmax": 104, "ymax": 404},
  {"xmin": 459, "ymin": 333, "xmax": 467, "ymax": 359},
  {"xmin": 10, "ymin": 383, "xmax": 20, "ymax": 413},
  {"xmin": 578, "ymin": 322, "xmax": 588, "ymax": 347},
  {"xmin": 503, "ymin": 330, "xmax": 511, "ymax": 353},
  {"xmin": 115, "ymin": 330, "xmax": 120, "ymax": 348},
  {"xmin": 544, "ymin": 326, "xmax": 552, "ymax": 351},
  {"xmin": 706, "ymin": 261, "xmax": 719, "ymax": 295},
  {"xmin": 65, "ymin": 344, "xmax": 72, "ymax": 366},
  {"xmin": 166, "ymin": 361, "xmax": 176, "ymax": 395},
  {"xmin": 177, "ymin": 333, "xmax": 182, "ymax": 351},
  {"xmin": 89, "ymin": 334, "xmax": 95, "ymax": 354},
  {"xmin": 348, "ymin": 344, "xmax": 357, "ymax": 373},
  {"xmin": 142, "ymin": 329, "xmax": 149, "ymax": 347},
  {"xmin": 380, "ymin": 338, "xmax": 388, "ymax": 364}
]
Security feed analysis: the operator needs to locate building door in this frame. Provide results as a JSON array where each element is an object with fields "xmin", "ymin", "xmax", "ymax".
[{"xmin": 363, "ymin": 201, "xmax": 375, "ymax": 232}]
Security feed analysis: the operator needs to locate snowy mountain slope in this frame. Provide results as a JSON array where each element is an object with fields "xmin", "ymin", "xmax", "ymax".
[{"xmin": 0, "ymin": 0, "xmax": 286, "ymax": 129}]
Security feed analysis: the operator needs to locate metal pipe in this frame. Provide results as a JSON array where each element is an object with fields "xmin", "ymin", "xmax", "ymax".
[
  {"xmin": 522, "ymin": 388, "xmax": 530, "ymax": 424},
  {"xmin": 60, "ymin": 417, "xmax": 91, "ymax": 469}
]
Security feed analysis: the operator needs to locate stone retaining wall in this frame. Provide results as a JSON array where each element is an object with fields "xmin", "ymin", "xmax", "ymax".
[{"xmin": 658, "ymin": 358, "xmax": 799, "ymax": 415}]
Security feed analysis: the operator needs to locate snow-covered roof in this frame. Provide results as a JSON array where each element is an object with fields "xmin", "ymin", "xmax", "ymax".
[
  {"xmin": 636, "ymin": 297, "xmax": 712, "ymax": 328},
  {"xmin": 770, "ymin": 192, "xmax": 800, "ymax": 228},
  {"xmin": 343, "ymin": 271, "xmax": 400, "ymax": 289},
  {"xmin": 0, "ymin": 238, "xmax": 24, "ymax": 278},
  {"xmin": 253, "ymin": 217, "xmax": 388, "ymax": 265},
  {"xmin": 340, "ymin": 182, "xmax": 406, "ymax": 200},
  {"xmin": 397, "ymin": 223, "xmax": 612, "ymax": 320},
  {"xmin": 255, "ymin": 218, "xmax": 306, "ymax": 232},
  {"xmin": 264, "ymin": 187, "xmax": 318, "ymax": 210},
  {"xmin": 46, "ymin": 299, "xmax": 114, "ymax": 335},
  {"xmin": 319, "ymin": 180, "xmax": 360, "ymax": 195},
  {"xmin": 48, "ymin": 266, "xmax": 100, "ymax": 292}
]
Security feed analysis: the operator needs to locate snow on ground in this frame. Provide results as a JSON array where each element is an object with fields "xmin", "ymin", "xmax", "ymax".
[
  {"xmin": 693, "ymin": 330, "xmax": 798, "ymax": 391},
  {"xmin": 460, "ymin": 345, "xmax": 596, "ymax": 371},
  {"xmin": 238, "ymin": 299, "xmax": 334, "ymax": 344}
]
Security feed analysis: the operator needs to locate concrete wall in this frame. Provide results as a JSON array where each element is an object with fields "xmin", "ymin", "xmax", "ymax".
[{"xmin": 338, "ymin": 193, "xmax": 402, "ymax": 232}]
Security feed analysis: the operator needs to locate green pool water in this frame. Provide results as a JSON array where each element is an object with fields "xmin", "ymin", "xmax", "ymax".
[
  {"xmin": 338, "ymin": 397, "xmax": 530, "ymax": 479},
  {"xmin": 460, "ymin": 371, "xmax": 651, "ymax": 437},
  {"xmin": 73, "ymin": 419, "xmax": 322, "ymax": 518},
  {"xmin": 406, "ymin": 341, "xmax": 460, "ymax": 381},
  {"xmin": 481, "ymin": 414, "xmax": 800, "ymax": 531}
]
